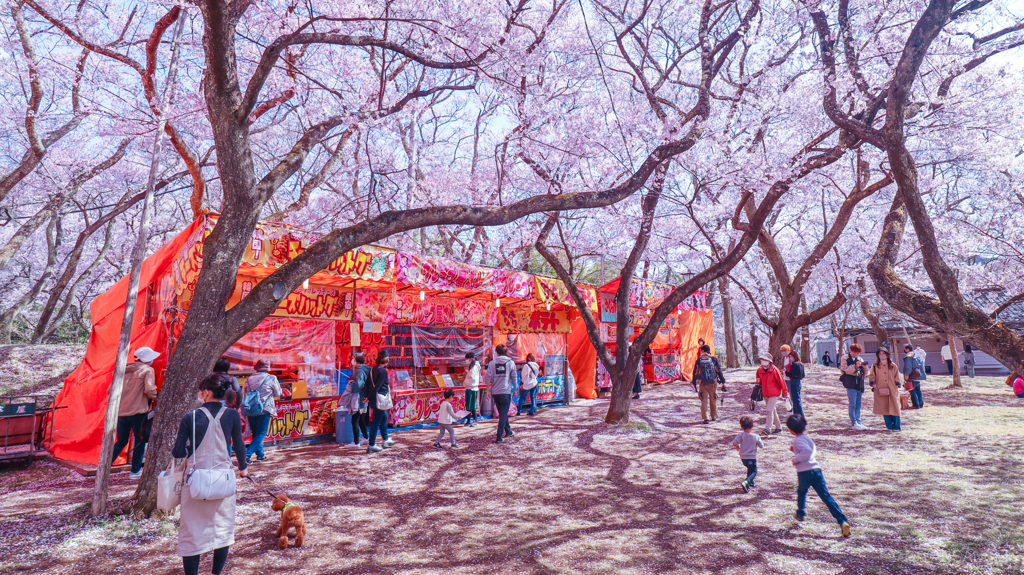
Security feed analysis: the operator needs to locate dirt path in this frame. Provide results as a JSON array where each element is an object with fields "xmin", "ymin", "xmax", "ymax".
[{"xmin": 2, "ymin": 366, "xmax": 1022, "ymax": 574}]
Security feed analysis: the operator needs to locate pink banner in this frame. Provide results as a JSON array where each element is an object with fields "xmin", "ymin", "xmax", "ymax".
[
  {"xmin": 356, "ymin": 290, "xmax": 496, "ymax": 325},
  {"xmin": 396, "ymin": 252, "xmax": 532, "ymax": 298},
  {"xmin": 390, "ymin": 390, "xmax": 468, "ymax": 426}
]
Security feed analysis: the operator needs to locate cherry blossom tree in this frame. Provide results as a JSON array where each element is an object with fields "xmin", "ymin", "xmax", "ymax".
[{"xmin": 800, "ymin": 0, "xmax": 1024, "ymax": 376}]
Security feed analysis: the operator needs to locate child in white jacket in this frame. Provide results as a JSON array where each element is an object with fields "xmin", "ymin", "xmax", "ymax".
[
  {"xmin": 788, "ymin": 414, "xmax": 851, "ymax": 537},
  {"xmin": 434, "ymin": 389, "xmax": 460, "ymax": 449}
]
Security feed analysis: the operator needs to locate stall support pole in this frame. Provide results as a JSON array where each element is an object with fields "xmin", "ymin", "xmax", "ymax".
[{"xmin": 91, "ymin": 15, "xmax": 185, "ymax": 518}]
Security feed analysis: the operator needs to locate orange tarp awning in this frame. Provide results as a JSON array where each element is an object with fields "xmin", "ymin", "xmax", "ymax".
[{"xmin": 49, "ymin": 218, "xmax": 204, "ymax": 465}]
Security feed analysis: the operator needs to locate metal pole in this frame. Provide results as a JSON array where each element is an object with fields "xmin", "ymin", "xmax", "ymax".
[{"xmin": 91, "ymin": 14, "xmax": 186, "ymax": 517}]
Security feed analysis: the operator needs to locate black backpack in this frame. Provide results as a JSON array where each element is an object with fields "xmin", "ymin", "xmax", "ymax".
[{"xmin": 696, "ymin": 356, "xmax": 718, "ymax": 382}]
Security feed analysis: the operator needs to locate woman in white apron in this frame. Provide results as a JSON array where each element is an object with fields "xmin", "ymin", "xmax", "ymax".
[{"xmin": 172, "ymin": 374, "xmax": 249, "ymax": 575}]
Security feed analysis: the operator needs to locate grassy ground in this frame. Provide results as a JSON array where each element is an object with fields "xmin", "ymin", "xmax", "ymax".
[
  {"xmin": 0, "ymin": 344, "xmax": 85, "ymax": 397},
  {"xmin": 1, "ymin": 366, "xmax": 1022, "ymax": 574}
]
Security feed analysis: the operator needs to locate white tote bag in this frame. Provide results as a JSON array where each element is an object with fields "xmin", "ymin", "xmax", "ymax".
[{"xmin": 156, "ymin": 459, "xmax": 186, "ymax": 512}]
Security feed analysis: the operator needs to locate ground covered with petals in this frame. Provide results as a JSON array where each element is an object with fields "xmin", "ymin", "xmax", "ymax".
[{"xmin": 2, "ymin": 366, "xmax": 1022, "ymax": 574}]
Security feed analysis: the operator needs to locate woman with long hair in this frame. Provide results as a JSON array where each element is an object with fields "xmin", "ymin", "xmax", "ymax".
[
  {"xmin": 172, "ymin": 374, "xmax": 248, "ymax": 575},
  {"xmin": 869, "ymin": 346, "xmax": 903, "ymax": 431}
]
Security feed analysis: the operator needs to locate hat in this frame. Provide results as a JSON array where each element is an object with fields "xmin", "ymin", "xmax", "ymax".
[
  {"xmin": 134, "ymin": 346, "xmax": 160, "ymax": 363},
  {"xmin": 378, "ymin": 349, "xmax": 390, "ymax": 359},
  {"xmin": 254, "ymin": 359, "xmax": 271, "ymax": 371},
  {"xmin": 758, "ymin": 353, "xmax": 773, "ymax": 363},
  {"xmin": 877, "ymin": 346, "xmax": 890, "ymax": 354}
]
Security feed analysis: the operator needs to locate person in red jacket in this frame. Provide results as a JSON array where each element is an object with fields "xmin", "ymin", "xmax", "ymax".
[{"xmin": 755, "ymin": 353, "xmax": 789, "ymax": 435}]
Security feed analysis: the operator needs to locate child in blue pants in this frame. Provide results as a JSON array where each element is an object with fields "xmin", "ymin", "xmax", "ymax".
[
  {"xmin": 787, "ymin": 414, "xmax": 852, "ymax": 537},
  {"xmin": 732, "ymin": 416, "xmax": 764, "ymax": 492}
]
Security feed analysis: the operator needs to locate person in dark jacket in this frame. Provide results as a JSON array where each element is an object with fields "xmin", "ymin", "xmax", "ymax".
[
  {"xmin": 213, "ymin": 358, "xmax": 242, "ymax": 409},
  {"xmin": 841, "ymin": 344, "xmax": 869, "ymax": 430},
  {"xmin": 821, "ymin": 351, "xmax": 833, "ymax": 367},
  {"xmin": 632, "ymin": 365, "xmax": 643, "ymax": 400},
  {"xmin": 784, "ymin": 350, "xmax": 806, "ymax": 417},
  {"xmin": 172, "ymin": 374, "xmax": 247, "ymax": 575},
  {"xmin": 901, "ymin": 343, "xmax": 926, "ymax": 408},
  {"xmin": 366, "ymin": 351, "xmax": 395, "ymax": 453}
]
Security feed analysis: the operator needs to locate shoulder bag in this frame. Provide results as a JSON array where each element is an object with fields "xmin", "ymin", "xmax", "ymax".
[
  {"xmin": 372, "ymin": 369, "xmax": 394, "ymax": 410},
  {"xmin": 186, "ymin": 408, "xmax": 237, "ymax": 501},
  {"xmin": 522, "ymin": 364, "xmax": 539, "ymax": 390}
]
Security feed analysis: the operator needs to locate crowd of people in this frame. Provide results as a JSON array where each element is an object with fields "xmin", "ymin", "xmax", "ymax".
[{"xmin": 123, "ymin": 337, "xmax": 1024, "ymax": 573}]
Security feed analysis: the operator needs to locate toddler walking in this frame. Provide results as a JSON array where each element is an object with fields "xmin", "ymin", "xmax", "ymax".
[
  {"xmin": 434, "ymin": 389, "xmax": 460, "ymax": 449},
  {"xmin": 732, "ymin": 416, "xmax": 764, "ymax": 492},
  {"xmin": 787, "ymin": 414, "xmax": 851, "ymax": 537}
]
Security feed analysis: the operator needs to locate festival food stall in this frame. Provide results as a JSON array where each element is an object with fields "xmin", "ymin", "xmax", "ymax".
[
  {"xmin": 50, "ymin": 215, "xmax": 601, "ymax": 465},
  {"xmin": 587, "ymin": 278, "xmax": 713, "ymax": 397}
]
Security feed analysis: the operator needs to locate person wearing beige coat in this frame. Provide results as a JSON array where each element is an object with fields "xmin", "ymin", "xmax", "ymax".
[{"xmin": 869, "ymin": 347, "xmax": 902, "ymax": 431}]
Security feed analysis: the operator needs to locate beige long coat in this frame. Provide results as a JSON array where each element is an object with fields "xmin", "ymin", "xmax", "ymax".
[{"xmin": 870, "ymin": 361, "xmax": 902, "ymax": 417}]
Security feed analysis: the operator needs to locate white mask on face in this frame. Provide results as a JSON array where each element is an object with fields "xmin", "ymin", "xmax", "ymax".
[{"xmin": 760, "ymin": 360, "xmax": 770, "ymax": 367}]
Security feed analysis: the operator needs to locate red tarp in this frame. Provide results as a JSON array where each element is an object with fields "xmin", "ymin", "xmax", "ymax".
[
  {"xmin": 567, "ymin": 320, "xmax": 598, "ymax": 399},
  {"xmin": 49, "ymin": 218, "xmax": 204, "ymax": 465}
]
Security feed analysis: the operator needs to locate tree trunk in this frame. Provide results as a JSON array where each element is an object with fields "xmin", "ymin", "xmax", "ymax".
[
  {"xmin": 800, "ymin": 296, "xmax": 811, "ymax": 363},
  {"xmin": 750, "ymin": 322, "xmax": 759, "ymax": 363},
  {"xmin": 947, "ymin": 333, "xmax": 962, "ymax": 388},
  {"xmin": 718, "ymin": 275, "xmax": 739, "ymax": 368}
]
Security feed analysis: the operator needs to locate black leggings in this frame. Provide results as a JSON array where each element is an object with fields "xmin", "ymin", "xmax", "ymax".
[
  {"xmin": 351, "ymin": 410, "xmax": 369, "ymax": 440},
  {"xmin": 183, "ymin": 546, "xmax": 229, "ymax": 575}
]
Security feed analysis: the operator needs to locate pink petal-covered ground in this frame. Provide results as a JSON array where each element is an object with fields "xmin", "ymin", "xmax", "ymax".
[{"xmin": 1, "ymin": 366, "xmax": 1022, "ymax": 574}]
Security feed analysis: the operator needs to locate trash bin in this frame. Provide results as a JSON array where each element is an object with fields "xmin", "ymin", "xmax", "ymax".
[{"xmin": 334, "ymin": 409, "xmax": 353, "ymax": 444}]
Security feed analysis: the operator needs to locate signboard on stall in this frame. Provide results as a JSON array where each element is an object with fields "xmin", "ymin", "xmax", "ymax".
[
  {"xmin": 533, "ymin": 277, "xmax": 599, "ymax": 313},
  {"xmin": 396, "ymin": 252, "xmax": 532, "ymax": 298},
  {"xmin": 227, "ymin": 277, "xmax": 354, "ymax": 320},
  {"xmin": 355, "ymin": 290, "xmax": 495, "ymax": 325},
  {"xmin": 245, "ymin": 396, "xmax": 340, "ymax": 441},
  {"xmin": 535, "ymin": 376, "xmax": 565, "ymax": 404},
  {"xmin": 390, "ymin": 390, "xmax": 468, "ymax": 427},
  {"xmin": 245, "ymin": 228, "xmax": 396, "ymax": 282},
  {"xmin": 496, "ymin": 307, "xmax": 573, "ymax": 333}
]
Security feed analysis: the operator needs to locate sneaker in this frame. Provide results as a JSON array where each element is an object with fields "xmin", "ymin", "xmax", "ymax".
[
  {"xmin": 771, "ymin": 428, "xmax": 782, "ymax": 435},
  {"xmin": 359, "ymin": 437, "xmax": 369, "ymax": 445},
  {"xmin": 505, "ymin": 431, "xmax": 514, "ymax": 438},
  {"xmin": 433, "ymin": 443, "xmax": 443, "ymax": 449},
  {"xmin": 852, "ymin": 423, "xmax": 868, "ymax": 431},
  {"xmin": 495, "ymin": 438, "xmax": 504, "ymax": 444},
  {"xmin": 741, "ymin": 480, "xmax": 749, "ymax": 493},
  {"xmin": 451, "ymin": 443, "xmax": 461, "ymax": 448},
  {"xmin": 470, "ymin": 421, "xmax": 478, "ymax": 427},
  {"xmin": 702, "ymin": 419, "xmax": 710, "ymax": 424},
  {"xmin": 841, "ymin": 522, "xmax": 852, "ymax": 537},
  {"xmin": 257, "ymin": 456, "xmax": 267, "ymax": 462},
  {"xmin": 130, "ymin": 471, "xmax": 142, "ymax": 479},
  {"xmin": 794, "ymin": 513, "xmax": 805, "ymax": 522},
  {"xmin": 632, "ymin": 394, "xmax": 640, "ymax": 399},
  {"xmin": 347, "ymin": 442, "xmax": 361, "ymax": 449},
  {"xmin": 763, "ymin": 429, "xmax": 772, "ymax": 436},
  {"xmin": 244, "ymin": 455, "xmax": 252, "ymax": 465},
  {"xmin": 367, "ymin": 445, "xmax": 383, "ymax": 453},
  {"xmin": 383, "ymin": 438, "xmax": 396, "ymax": 447}
]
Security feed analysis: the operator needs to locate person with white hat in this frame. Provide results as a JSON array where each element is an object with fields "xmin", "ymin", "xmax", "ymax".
[{"xmin": 112, "ymin": 346, "xmax": 160, "ymax": 477}]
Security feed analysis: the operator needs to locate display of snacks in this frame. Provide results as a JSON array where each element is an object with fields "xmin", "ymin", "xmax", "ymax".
[{"xmin": 307, "ymin": 397, "xmax": 339, "ymax": 434}]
